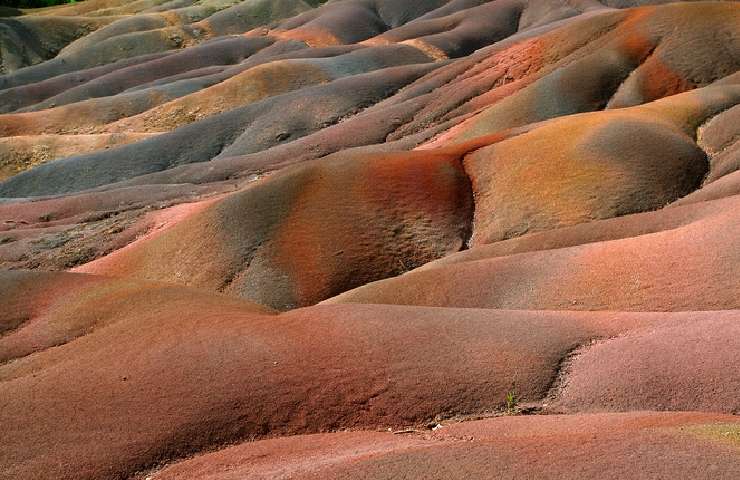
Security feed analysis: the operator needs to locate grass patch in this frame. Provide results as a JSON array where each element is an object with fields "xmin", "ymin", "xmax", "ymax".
[{"xmin": 682, "ymin": 424, "xmax": 740, "ymax": 449}]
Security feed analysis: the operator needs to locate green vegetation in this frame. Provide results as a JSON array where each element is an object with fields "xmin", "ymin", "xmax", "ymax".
[
  {"xmin": 505, "ymin": 386, "xmax": 518, "ymax": 415},
  {"xmin": 684, "ymin": 424, "xmax": 740, "ymax": 448},
  {"xmin": 1, "ymin": 0, "xmax": 76, "ymax": 8}
]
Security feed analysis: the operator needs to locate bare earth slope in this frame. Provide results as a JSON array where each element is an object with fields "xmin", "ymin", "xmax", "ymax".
[{"xmin": 0, "ymin": 1, "xmax": 738, "ymax": 479}]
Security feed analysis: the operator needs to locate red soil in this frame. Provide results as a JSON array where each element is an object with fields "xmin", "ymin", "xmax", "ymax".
[
  {"xmin": 151, "ymin": 412, "xmax": 740, "ymax": 480},
  {"xmin": 4, "ymin": 268, "xmax": 729, "ymax": 479}
]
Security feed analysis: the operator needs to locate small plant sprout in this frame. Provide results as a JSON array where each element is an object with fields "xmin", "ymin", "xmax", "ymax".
[{"xmin": 505, "ymin": 381, "xmax": 518, "ymax": 415}]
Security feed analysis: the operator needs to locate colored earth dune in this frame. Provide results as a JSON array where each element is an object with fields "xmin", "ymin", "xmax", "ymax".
[{"xmin": 0, "ymin": 1, "xmax": 738, "ymax": 479}]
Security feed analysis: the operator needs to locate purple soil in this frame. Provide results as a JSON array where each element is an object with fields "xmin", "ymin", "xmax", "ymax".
[{"xmin": 550, "ymin": 313, "xmax": 740, "ymax": 414}]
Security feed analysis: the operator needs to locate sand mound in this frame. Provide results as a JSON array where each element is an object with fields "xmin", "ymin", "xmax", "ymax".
[{"xmin": 1, "ymin": 1, "xmax": 738, "ymax": 478}]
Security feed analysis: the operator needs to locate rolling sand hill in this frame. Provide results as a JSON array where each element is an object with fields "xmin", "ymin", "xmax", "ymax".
[{"xmin": 0, "ymin": 1, "xmax": 738, "ymax": 479}]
